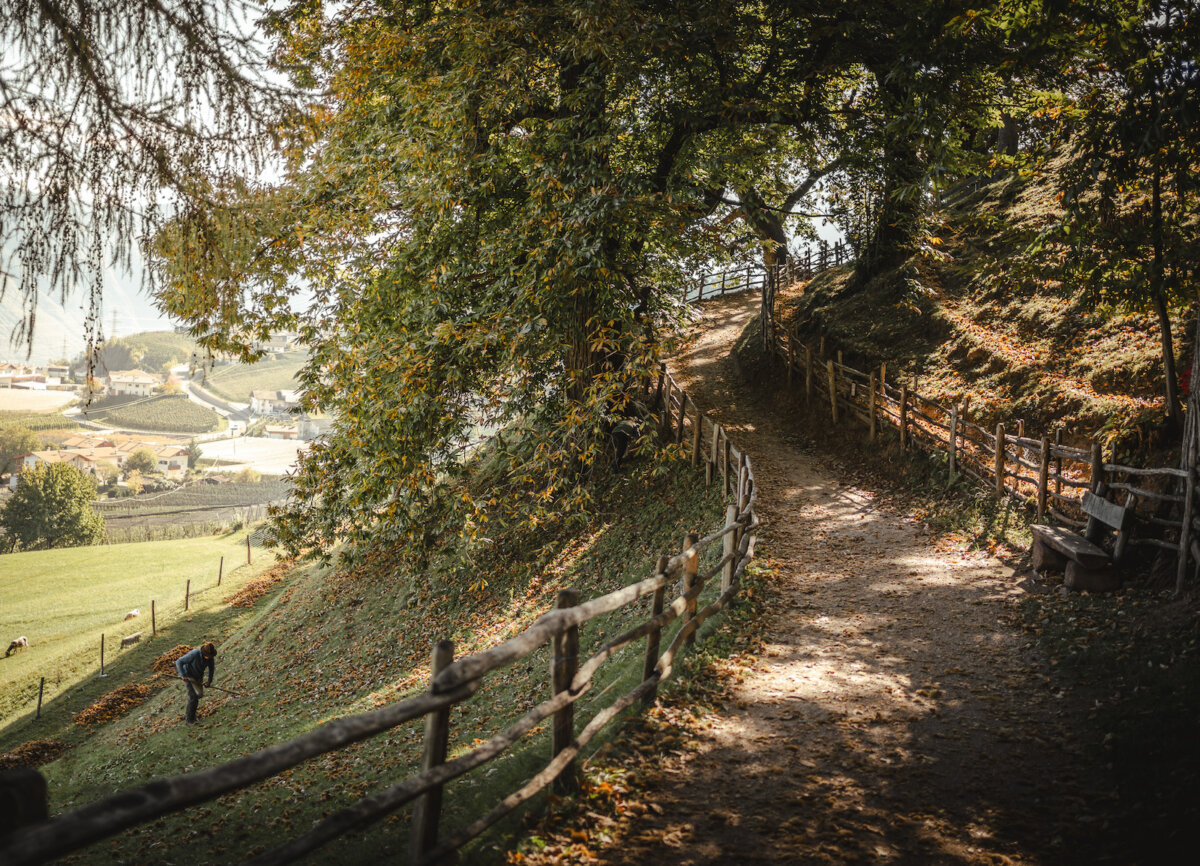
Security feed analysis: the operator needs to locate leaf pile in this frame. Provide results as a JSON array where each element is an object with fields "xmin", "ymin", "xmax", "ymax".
[
  {"xmin": 152, "ymin": 644, "xmax": 195, "ymax": 677},
  {"xmin": 0, "ymin": 738, "xmax": 68, "ymax": 770},
  {"xmin": 74, "ymin": 684, "xmax": 154, "ymax": 727},
  {"xmin": 226, "ymin": 562, "xmax": 289, "ymax": 608}
]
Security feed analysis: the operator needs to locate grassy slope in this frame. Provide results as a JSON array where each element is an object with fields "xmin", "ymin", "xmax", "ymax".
[
  {"xmin": 782, "ymin": 162, "xmax": 1187, "ymax": 455},
  {"xmin": 201, "ymin": 351, "xmax": 307, "ymax": 403},
  {"xmin": 0, "ymin": 533, "xmax": 277, "ymax": 728},
  {"xmin": 2, "ymin": 457, "xmax": 729, "ymax": 864}
]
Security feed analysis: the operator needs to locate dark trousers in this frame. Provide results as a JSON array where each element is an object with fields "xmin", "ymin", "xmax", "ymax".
[{"xmin": 184, "ymin": 681, "xmax": 203, "ymax": 723}]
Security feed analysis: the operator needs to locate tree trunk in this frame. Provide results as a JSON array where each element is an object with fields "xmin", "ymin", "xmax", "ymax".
[{"xmin": 1152, "ymin": 162, "xmax": 1182, "ymax": 429}]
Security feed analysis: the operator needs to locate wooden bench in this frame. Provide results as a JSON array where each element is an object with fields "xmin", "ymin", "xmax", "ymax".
[{"xmin": 1031, "ymin": 489, "xmax": 1134, "ymax": 592}]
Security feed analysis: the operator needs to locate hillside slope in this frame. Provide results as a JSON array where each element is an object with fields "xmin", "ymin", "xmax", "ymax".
[
  {"xmin": 781, "ymin": 164, "xmax": 1188, "ymax": 457},
  {"xmin": 2, "ymin": 457, "xmax": 730, "ymax": 864}
]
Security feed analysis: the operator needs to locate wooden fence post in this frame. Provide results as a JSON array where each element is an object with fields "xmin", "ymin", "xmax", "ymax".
[
  {"xmin": 675, "ymin": 394, "xmax": 687, "ymax": 447},
  {"xmin": 738, "ymin": 452, "xmax": 749, "ymax": 513},
  {"xmin": 1037, "ymin": 437, "xmax": 1050, "ymax": 521},
  {"xmin": 1090, "ymin": 440, "xmax": 1104, "ymax": 492},
  {"xmin": 659, "ymin": 379, "xmax": 672, "ymax": 440},
  {"xmin": 899, "ymin": 385, "xmax": 908, "ymax": 452},
  {"xmin": 827, "ymin": 360, "xmax": 838, "ymax": 425},
  {"xmin": 805, "ymin": 346, "xmax": 813, "ymax": 403},
  {"xmin": 551, "ymin": 589, "xmax": 580, "ymax": 794},
  {"xmin": 151, "ymin": 600, "xmax": 156, "ymax": 638},
  {"xmin": 246, "ymin": 535, "xmax": 252, "ymax": 565},
  {"xmin": 707, "ymin": 423, "xmax": 719, "ymax": 487},
  {"xmin": 722, "ymin": 504, "xmax": 737, "ymax": 593},
  {"xmin": 1178, "ymin": 462, "xmax": 1195, "ymax": 597},
  {"xmin": 218, "ymin": 556, "xmax": 224, "ymax": 587},
  {"xmin": 948, "ymin": 405, "xmax": 958, "ymax": 481},
  {"xmin": 819, "ymin": 336, "xmax": 826, "ymax": 357},
  {"xmin": 681, "ymin": 532, "xmax": 700, "ymax": 647},
  {"xmin": 642, "ymin": 556, "xmax": 669, "ymax": 707},
  {"xmin": 869, "ymin": 372, "xmax": 877, "ymax": 440},
  {"xmin": 994, "ymin": 423, "xmax": 1006, "ymax": 500},
  {"xmin": 723, "ymin": 436, "xmax": 731, "ymax": 497},
  {"xmin": 692, "ymin": 407, "xmax": 704, "ymax": 467},
  {"xmin": 185, "ymin": 580, "xmax": 191, "ymax": 612},
  {"xmin": 36, "ymin": 677, "xmax": 45, "ymax": 719},
  {"xmin": 1054, "ymin": 428, "xmax": 1063, "ymax": 497},
  {"xmin": 653, "ymin": 366, "xmax": 665, "ymax": 412},
  {"xmin": 99, "ymin": 634, "xmax": 106, "ymax": 678},
  {"xmin": 410, "ymin": 639, "xmax": 455, "ymax": 863}
]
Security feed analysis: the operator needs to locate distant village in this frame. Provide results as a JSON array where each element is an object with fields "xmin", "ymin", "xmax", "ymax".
[{"xmin": 1, "ymin": 333, "xmax": 331, "ymax": 493}]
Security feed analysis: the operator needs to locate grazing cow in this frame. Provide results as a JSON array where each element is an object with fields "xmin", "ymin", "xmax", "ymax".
[
  {"xmin": 120, "ymin": 633, "xmax": 142, "ymax": 649},
  {"xmin": 5, "ymin": 636, "xmax": 29, "ymax": 657},
  {"xmin": 124, "ymin": 609, "xmax": 140, "ymax": 621}
]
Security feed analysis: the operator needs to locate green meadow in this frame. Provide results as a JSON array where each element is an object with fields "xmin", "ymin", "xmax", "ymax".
[{"xmin": 0, "ymin": 532, "xmax": 276, "ymax": 729}]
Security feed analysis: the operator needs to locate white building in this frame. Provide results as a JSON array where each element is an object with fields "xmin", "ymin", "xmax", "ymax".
[{"xmin": 107, "ymin": 370, "xmax": 161, "ymax": 397}]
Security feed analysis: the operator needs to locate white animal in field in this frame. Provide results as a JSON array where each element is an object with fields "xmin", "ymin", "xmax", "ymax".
[
  {"xmin": 120, "ymin": 633, "xmax": 142, "ymax": 649},
  {"xmin": 5, "ymin": 636, "xmax": 29, "ymax": 657},
  {"xmin": 124, "ymin": 609, "xmax": 140, "ymax": 621}
]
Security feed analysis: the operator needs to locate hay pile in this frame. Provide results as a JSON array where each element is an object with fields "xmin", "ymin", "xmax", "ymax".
[
  {"xmin": 74, "ymin": 684, "xmax": 154, "ymax": 727},
  {"xmin": 226, "ymin": 563, "xmax": 288, "ymax": 608},
  {"xmin": 0, "ymin": 739, "xmax": 68, "ymax": 770},
  {"xmin": 152, "ymin": 644, "xmax": 194, "ymax": 677}
]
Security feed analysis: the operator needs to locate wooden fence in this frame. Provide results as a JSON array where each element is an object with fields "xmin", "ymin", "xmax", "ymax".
[
  {"xmin": 0, "ymin": 370, "xmax": 758, "ymax": 866},
  {"xmin": 770, "ymin": 332, "xmax": 1197, "ymax": 594},
  {"xmin": 688, "ymin": 241, "xmax": 850, "ymax": 302}
]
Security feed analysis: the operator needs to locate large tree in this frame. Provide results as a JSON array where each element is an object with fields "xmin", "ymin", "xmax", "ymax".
[
  {"xmin": 156, "ymin": 0, "xmax": 869, "ymax": 567},
  {"xmin": 0, "ymin": 462, "xmax": 106, "ymax": 552},
  {"xmin": 1056, "ymin": 0, "xmax": 1200, "ymax": 429},
  {"xmin": 0, "ymin": 426, "xmax": 43, "ymax": 475}
]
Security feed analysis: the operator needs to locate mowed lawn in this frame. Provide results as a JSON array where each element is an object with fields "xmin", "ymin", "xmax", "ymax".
[{"xmin": 0, "ymin": 532, "xmax": 276, "ymax": 729}]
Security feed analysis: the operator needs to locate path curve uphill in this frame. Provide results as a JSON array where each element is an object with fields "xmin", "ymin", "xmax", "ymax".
[{"xmin": 594, "ymin": 293, "xmax": 1101, "ymax": 865}]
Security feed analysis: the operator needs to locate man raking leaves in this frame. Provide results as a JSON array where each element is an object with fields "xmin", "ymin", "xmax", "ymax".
[{"xmin": 175, "ymin": 642, "xmax": 216, "ymax": 725}]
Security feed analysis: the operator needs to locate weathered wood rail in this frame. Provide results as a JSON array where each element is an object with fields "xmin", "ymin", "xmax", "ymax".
[
  {"xmin": 687, "ymin": 241, "xmax": 850, "ymax": 303},
  {"xmin": 0, "ymin": 370, "xmax": 758, "ymax": 866},
  {"xmin": 770, "ymin": 327, "xmax": 1197, "ymax": 594}
]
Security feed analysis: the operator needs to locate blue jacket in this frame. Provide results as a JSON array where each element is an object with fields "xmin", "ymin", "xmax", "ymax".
[{"xmin": 175, "ymin": 647, "xmax": 214, "ymax": 684}]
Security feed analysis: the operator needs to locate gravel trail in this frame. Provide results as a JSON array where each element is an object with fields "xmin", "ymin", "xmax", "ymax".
[{"xmin": 592, "ymin": 293, "xmax": 1099, "ymax": 865}]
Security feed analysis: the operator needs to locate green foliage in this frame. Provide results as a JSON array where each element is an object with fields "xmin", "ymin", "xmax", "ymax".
[
  {"xmin": 1050, "ymin": 0, "xmax": 1199, "ymax": 423},
  {"xmin": 185, "ymin": 439, "xmax": 203, "ymax": 469},
  {"xmin": 160, "ymin": 1, "xmax": 801, "ymax": 565},
  {"xmin": 124, "ymin": 449, "xmax": 158, "ymax": 476},
  {"xmin": 0, "ymin": 426, "xmax": 42, "ymax": 474},
  {"xmin": 0, "ymin": 462, "xmax": 105, "ymax": 552},
  {"xmin": 94, "ymin": 332, "xmax": 198, "ymax": 375}
]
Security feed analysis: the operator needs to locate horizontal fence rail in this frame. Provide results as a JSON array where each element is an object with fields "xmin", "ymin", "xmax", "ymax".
[
  {"xmin": 688, "ymin": 241, "xmax": 851, "ymax": 303},
  {"xmin": 773, "ymin": 329, "xmax": 1196, "ymax": 594},
  {"xmin": 0, "ymin": 370, "xmax": 758, "ymax": 866}
]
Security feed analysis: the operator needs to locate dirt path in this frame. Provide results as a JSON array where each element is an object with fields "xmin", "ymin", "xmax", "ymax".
[{"xmin": 591, "ymin": 293, "xmax": 1103, "ymax": 865}]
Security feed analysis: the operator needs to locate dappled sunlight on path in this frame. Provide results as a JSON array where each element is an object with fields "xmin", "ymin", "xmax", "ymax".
[{"xmin": 587, "ymin": 293, "xmax": 1099, "ymax": 865}]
